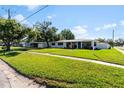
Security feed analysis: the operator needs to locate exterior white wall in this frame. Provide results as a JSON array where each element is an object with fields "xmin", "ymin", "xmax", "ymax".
[
  {"xmin": 91, "ymin": 41, "xmax": 94, "ymax": 49},
  {"xmin": 91, "ymin": 41, "xmax": 110, "ymax": 49},
  {"xmin": 81, "ymin": 42, "xmax": 82, "ymax": 48},
  {"xmin": 38, "ymin": 43, "xmax": 47, "ymax": 48},
  {"xmin": 96, "ymin": 43, "xmax": 110, "ymax": 49},
  {"xmin": 20, "ymin": 42, "xmax": 30, "ymax": 47},
  {"xmin": 50, "ymin": 42, "xmax": 57, "ymax": 48},
  {"xmin": 76, "ymin": 42, "xmax": 78, "ymax": 48},
  {"xmin": 63, "ymin": 42, "xmax": 66, "ymax": 48},
  {"xmin": 50, "ymin": 42, "xmax": 66, "ymax": 48},
  {"xmin": 22, "ymin": 41, "xmax": 110, "ymax": 49}
]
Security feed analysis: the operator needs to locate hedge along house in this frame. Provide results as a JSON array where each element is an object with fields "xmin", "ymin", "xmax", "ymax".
[{"xmin": 21, "ymin": 39, "xmax": 110, "ymax": 49}]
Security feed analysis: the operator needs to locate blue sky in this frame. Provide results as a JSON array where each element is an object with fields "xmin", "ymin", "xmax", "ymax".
[{"xmin": 0, "ymin": 5, "xmax": 124, "ymax": 40}]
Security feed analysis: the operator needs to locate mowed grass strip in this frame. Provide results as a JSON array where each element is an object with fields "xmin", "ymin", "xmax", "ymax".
[
  {"xmin": 30, "ymin": 48, "xmax": 124, "ymax": 65},
  {"xmin": 1, "ymin": 52, "xmax": 124, "ymax": 87}
]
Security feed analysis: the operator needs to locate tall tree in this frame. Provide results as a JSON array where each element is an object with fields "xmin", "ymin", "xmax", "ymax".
[
  {"xmin": 96, "ymin": 38, "xmax": 106, "ymax": 43},
  {"xmin": 25, "ymin": 28, "xmax": 38, "ymax": 42},
  {"xmin": 35, "ymin": 21, "xmax": 58, "ymax": 47},
  {"xmin": 60, "ymin": 29, "xmax": 75, "ymax": 40},
  {"xmin": 115, "ymin": 38, "xmax": 124, "ymax": 46},
  {"xmin": 107, "ymin": 39, "xmax": 114, "ymax": 47},
  {"xmin": 0, "ymin": 18, "xmax": 28, "ymax": 51},
  {"xmin": 47, "ymin": 27, "xmax": 59, "ymax": 41}
]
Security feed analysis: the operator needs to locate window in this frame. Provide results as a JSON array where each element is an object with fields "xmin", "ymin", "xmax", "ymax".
[
  {"xmin": 94, "ymin": 42, "xmax": 96, "ymax": 46},
  {"xmin": 58, "ymin": 42, "xmax": 63, "ymax": 46},
  {"xmin": 52, "ymin": 43, "xmax": 55, "ymax": 46}
]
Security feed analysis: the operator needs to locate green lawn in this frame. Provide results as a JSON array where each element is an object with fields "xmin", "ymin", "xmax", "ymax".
[
  {"xmin": 0, "ymin": 46, "xmax": 29, "ymax": 52},
  {"xmin": 1, "ymin": 51, "xmax": 124, "ymax": 87},
  {"xmin": 30, "ymin": 48, "xmax": 124, "ymax": 65}
]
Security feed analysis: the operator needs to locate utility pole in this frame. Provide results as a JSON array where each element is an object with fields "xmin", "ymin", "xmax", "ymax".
[
  {"xmin": 8, "ymin": 9, "xmax": 11, "ymax": 19},
  {"xmin": 112, "ymin": 29, "xmax": 115, "ymax": 47}
]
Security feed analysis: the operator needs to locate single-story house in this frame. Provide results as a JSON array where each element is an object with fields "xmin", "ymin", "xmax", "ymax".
[
  {"xmin": 21, "ymin": 39, "xmax": 111, "ymax": 49},
  {"xmin": 20, "ymin": 42, "xmax": 47, "ymax": 48}
]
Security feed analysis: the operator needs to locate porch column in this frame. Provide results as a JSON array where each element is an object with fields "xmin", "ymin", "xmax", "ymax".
[
  {"xmin": 71, "ymin": 42, "xmax": 72, "ymax": 48},
  {"xmin": 92, "ymin": 40, "xmax": 95, "ymax": 50},
  {"xmin": 76, "ymin": 42, "xmax": 78, "ymax": 48},
  {"xmin": 64, "ymin": 42, "xmax": 67, "ymax": 48}
]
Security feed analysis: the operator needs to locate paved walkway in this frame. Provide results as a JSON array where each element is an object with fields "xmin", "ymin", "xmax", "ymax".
[
  {"xmin": 28, "ymin": 51, "xmax": 124, "ymax": 69},
  {"xmin": 115, "ymin": 47, "xmax": 124, "ymax": 54},
  {"xmin": 0, "ymin": 59, "xmax": 45, "ymax": 88}
]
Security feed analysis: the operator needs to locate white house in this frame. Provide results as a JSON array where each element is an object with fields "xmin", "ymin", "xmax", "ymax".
[
  {"xmin": 96, "ymin": 42, "xmax": 110, "ymax": 49},
  {"xmin": 51, "ymin": 39, "xmax": 94, "ymax": 49},
  {"xmin": 21, "ymin": 39, "xmax": 111, "ymax": 49},
  {"xmin": 20, "ymin": 42, "xmax": 47, "ymax": 48}
]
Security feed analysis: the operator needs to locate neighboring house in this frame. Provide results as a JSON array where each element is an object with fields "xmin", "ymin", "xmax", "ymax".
[{"xmin": 21, "ymin": 39, "xmax": 111, "ymax": 49}]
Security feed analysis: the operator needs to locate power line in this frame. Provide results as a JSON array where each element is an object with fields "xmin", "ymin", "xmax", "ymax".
[
  {"xmin": 19, "ymin": 5, "xmax": 49, "ymax": 23},
  {"xmin": 1, "ymin": 5, "xmax": 49, "ymax": 27}
]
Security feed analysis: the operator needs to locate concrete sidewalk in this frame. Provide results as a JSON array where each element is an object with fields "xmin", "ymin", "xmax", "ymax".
[
  {"xmin": 28, "ymin": 51, "xmax": 124, "ymax": 69},
  {"xmin": 115, "ymin": 47, "xmax": 124, "ymax": 54},
  {"xmin": 0, "ymin": 59, "xmax": 45, "ymax": 88}
]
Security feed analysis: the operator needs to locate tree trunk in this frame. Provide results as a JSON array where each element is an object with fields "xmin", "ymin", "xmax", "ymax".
[
  {"xmin": 6, "ymin": 42, "xmax": 11, "ymax": 51},
  {"xmin": 44, "ymin": 35, "xmax": 50, "ymax": 48},
  {"xmin": 6, "ymin": 45, "xmax": 10, "ymax": 51},
  {"xmin": 46, "ymin": 40, "xmax": 50, "ymax": 48}
]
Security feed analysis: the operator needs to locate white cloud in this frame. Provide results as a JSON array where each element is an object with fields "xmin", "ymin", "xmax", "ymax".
[
  {"xmin": 71, "ymin": 26, "xmax": 88, "ymax": 39},
  {"xmin": 121, "ymin": 32, "xmax": 124, "ymax": 35},
  {"xmin": 95, "ymin": 27, "xmax": 101, "ymax": 31},
  {"xmin": 3, "ymin": 14, "xmax": 29, "ymax": 25},
  {"xmin": 103, "ymin": 23, "xmax": 117, "ymax": 29},
  {"xmin": 3, "ymin": 14, "xmax": 8, "ymax": 18},
  {"xmin": 47, "ymin": 14, "xmax": 56, "ymax": 20},
  {"xmin": 83, "ymin": 25, "xmax": 88, "ymax": 28},
  {"xmin": 13, "ymin": 14, "xmax": 31, "ymax": 26},
  {"xmin": 120, "ymin": 20, "xmax": 124, "ymax": 26},
  {"xmin": 103, "ymin": 24, "xmax": 111, "ymax": 29},
  {"xmin": 95, "ymin": 23, "xmax": 117, "ymax": 31},
  {"xmin": 47, "ymin": 16, "xmax": 53, "ymax": 20},
  {"xmin": 25, "ymin": 5, "xmax": 40, "ymax": 11},
  {"xmin": 112, "ymin": 23, "xmax": 117, "ymax": 27},
  {"xmin": 14, "ymin": 14, "xmax": 26, "ymax": 22}
]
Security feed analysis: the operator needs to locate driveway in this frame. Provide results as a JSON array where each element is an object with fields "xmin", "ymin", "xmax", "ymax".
[
  {"xmin": 0, "ymin": 70, "xmax": 11, "ymax": 88},
  {"xmin": 0, "ymin": 59, "xmax": 45, "ymax": 88}
]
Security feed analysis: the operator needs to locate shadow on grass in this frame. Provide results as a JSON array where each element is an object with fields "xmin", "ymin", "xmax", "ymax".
[
  {"xmin": 4, "ymin": 52, "xmax": 21, "ymax": 57},
  {"xmin": 13, "ymin": 47, "xmax": 31, "ymax": 51},
  {"xmin": 0, "ymin": 50, "xmax": 21, "ymax": 57}
]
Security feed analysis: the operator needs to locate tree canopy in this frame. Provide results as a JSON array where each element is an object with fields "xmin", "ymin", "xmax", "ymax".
[
  {"xmin": 0, "ymin": 18, "xmax": 30, "ymax": 51},
  {"xmin": 35, "ymin": 21, "xmax": 58, "ymax": 47},
  {"xmin": 59, "ymin": 29, "xmax": 75, "ymax": 40}
]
